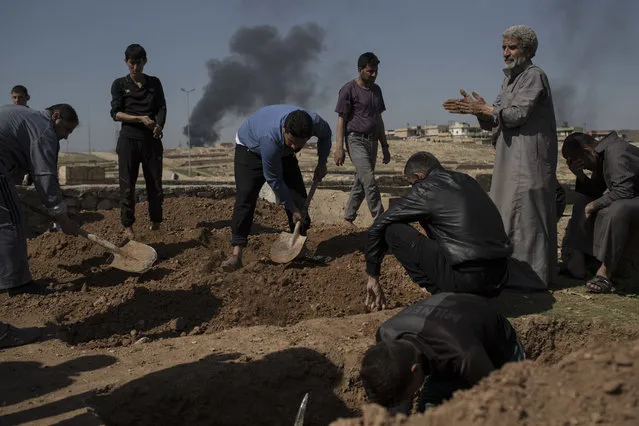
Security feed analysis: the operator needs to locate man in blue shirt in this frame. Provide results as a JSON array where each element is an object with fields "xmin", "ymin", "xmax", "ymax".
[{"xmin": 221, "ymin": 105, "xmax": 332, "ymax": 271}]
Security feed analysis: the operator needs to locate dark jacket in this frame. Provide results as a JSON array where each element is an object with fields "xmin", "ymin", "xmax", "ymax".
[
  {"xmin": 576, "ymin": 132, "xmax": 639, "ymax": 209},
  {"xmin": 366, "ymin": 167, "xmax": 513, "ymax": 276},
  {"xmin": 377, "ymin": 293, "xmax": 519, "ymax": 385}
]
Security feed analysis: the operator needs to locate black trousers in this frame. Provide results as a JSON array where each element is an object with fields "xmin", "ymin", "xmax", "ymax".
[
  {"xmin": 385, "ymin": 223, "xmax": 508, "ymax": 297},
  {"xmin": 116, "ymin": 135, "xmax": 164, "ymax": 228},
  {"xmin": 231, "ymin": 144, "xmax": 310, "ymax": 247}
]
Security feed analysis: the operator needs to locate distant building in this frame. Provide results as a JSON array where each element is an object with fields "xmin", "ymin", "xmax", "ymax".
[
  {"xmin": 557, "ymin": 126, "xmax": 584, "ymax": 141},
  {"xmin": 468, "ymin": 126, "xmax": 492, "ymax": 142},
  {"xmin": 619, "ymin": 130, "xmax": 639, "ymax": 143},
  {"xmin": 423, "ymin": 125, "xmax": 439, "ymax": 137},
  {"xmin": 587, "ymin": 130, "xmax": 613, "ymax": 141},
  {"xmin": 449, "ymin": 122, "xmax": 470, "ymax": 138},
  {"xmin": 394, "ymin": 127, "xmax": 417, "ymax": 138}
]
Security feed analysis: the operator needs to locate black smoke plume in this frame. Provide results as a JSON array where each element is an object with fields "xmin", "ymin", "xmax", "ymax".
[
  {"xmin": 542, "ymin": 0, "xmax": 637, "ymax": 128},
  {"xmin": 185, "ymin": 23, "xmax": 326, "ymax": 146}
]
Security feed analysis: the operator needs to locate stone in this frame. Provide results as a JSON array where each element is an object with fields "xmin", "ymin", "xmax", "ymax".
[
  {"xmin": 602, "ymin": 380, "xmax": 624, "ymax": 395},
  {"xmin": 134, "ymin": 337, "xmax": 150, "ymax": 345},
  {"xmin": 614, "ymin": 354, "xmax": 633, "ymax": 367}
]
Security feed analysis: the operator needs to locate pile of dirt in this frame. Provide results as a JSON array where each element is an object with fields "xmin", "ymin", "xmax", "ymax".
[
  {"xmin": 510, "ymin": 315, "xmax": 639, "ymax": 364},
  {"xmin": 1, "ymin": 196, "xmax": 422, "ymax": 348},
  {"xmin": 331, "ymin": 338, "xmax": 639, "ymax": 426}
]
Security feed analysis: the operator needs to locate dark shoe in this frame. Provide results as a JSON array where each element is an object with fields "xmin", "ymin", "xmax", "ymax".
[
  {"xmin": 7, "ymin": 281, "xmax": 54, "ymax": 297},
  {"xmin": 149, "ymin": 222, "xmax": 161, "ymax": 231},
  {"xmin": 0, "ymin": 322, "xmax": 42, "ymax": 349},
  {"xmin": 221, "ymin": 255, "xmax": 243, "ymax": 272}
]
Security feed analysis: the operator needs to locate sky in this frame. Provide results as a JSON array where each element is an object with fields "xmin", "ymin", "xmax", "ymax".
[{"xmin": 2, "ymin": 0, "xmax": 638, "ymax": 152}]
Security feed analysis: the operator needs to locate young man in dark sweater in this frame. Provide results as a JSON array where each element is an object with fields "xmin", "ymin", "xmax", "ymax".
[{"xmin": 110, "ymin": 44, "xmax": 167, "ymax": 239}]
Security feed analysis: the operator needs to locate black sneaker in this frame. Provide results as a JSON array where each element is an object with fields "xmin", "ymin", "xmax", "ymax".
[{"xmin": 7, "ymin": 281, "xmax": 55, "ymax": 297}]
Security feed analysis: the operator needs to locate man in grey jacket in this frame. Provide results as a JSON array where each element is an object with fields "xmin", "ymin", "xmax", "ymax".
[
  {"xmin": 0, "ymin": 104, "xmax": 81, "ymax": 348},
  {"xmin": 444, "ymin": 25, "xmax": 560, "ymax": 290}
]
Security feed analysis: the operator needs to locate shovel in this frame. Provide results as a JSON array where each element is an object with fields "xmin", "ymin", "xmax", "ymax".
[
  {"xmin": 22, "ymin": 202, "xmax": 157, "ymax": 274},
  {"xmin": 293, "ymin": 393, "xmax": 309, "ymax": 426},
  {"xmin": 270, "ymin": 180, "xmax": 318, "ymax": 264}
]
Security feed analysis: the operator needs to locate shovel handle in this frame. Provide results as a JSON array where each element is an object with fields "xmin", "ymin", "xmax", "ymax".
[
  {"xmin": 292, "ymin": 220, "xmax": 302, "ymax": 238},
  {"xmin": 83, "ymin": 232, "xmax": 125, "ymax": 255},
  {"xmin": 293, "ymin": 180, "xmax": 320, "ymax": 234},
  {"xmin": 304, "ymin": 180, "xmax": 320, "ymax": 209},
  {"xmin": 20, "ymin": 201, "xmax": 125, "ymax": 255}
]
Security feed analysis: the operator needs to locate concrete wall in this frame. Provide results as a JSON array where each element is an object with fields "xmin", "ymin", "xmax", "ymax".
[{"xmin": 58, "ymin": 166, "xmax": 106, "ymax": 185}]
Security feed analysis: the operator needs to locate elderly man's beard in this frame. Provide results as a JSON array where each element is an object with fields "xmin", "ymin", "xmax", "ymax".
[{"xmin": 505, "ymin": 54, "xmax": 528, "ymax": 70}]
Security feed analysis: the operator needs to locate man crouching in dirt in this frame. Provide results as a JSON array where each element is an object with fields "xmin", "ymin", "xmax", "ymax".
[
  {"xmin": 360, "ymin": 293, "xmax": 525, "ymax": 413},
  {"xmin": 221, "ymin": 105, "xmax": 332, "ymax": 271},
  {"xmin": 560, "ymin": 132, "xmax": 639, "ymax": 294},
  {"xmin": 0, "ymin": 104, "xmax": 81, "ymax": 348},
  {"xmin": 364, "ymin": 152, "xmax": 512, "ymax": 309}
]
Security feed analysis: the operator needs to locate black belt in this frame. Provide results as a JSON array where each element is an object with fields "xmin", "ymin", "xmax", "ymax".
[{"xmin": 347, "ymin": 131, "xmax": 378, "ymax": 140}]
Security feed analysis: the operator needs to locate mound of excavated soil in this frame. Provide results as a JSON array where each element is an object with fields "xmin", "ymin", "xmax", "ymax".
[
  {"xmin": 0, "ymin": 196, "xmax": 423, "ymax": 348},
  {"xmin": 331, "ymin": 338, "xmax": 639, "ymax": 426}
]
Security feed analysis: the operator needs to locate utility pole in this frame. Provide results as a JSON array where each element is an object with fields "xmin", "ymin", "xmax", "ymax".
[
  {"xmin": 87, "ymin": 105, "xmax": 92, "ymax": 154},
  {"xmin": 181, "ymin": 88, "xmax": 195, "ymax": 176}
]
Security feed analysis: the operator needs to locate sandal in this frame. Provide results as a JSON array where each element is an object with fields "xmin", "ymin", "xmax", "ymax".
[{"xmin": 585, "ymin": 275, "xmax": 616, "ymax": 294}]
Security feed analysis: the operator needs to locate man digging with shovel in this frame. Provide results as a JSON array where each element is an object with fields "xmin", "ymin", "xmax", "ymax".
[
  {"xmin": 221, "ymin": 105, "xmax": 332, "ymax": 271},
  {"xmin": 0, "ymin": 103, "xmax": 82, "ymax": 348}
]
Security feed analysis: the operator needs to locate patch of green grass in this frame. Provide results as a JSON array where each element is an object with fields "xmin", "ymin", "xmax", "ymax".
[{"xmin": 494, "ymin": 276, "xmax": 639, "ymax": 327}]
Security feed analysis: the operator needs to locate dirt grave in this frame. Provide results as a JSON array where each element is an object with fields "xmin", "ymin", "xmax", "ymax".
[
  {"xmin": 1, "ymin": 196, "xmax": 423, "ymax": 349},
  {"xmin": 49, "ymin": 315, "xmax": 639, "ymax": 426},
  {"xmin": 1, "ymin": 193, "xmax": 639, "ymax": 425}
]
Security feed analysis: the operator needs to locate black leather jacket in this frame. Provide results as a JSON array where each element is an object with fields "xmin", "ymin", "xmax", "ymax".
[{"xmin": 366, "ymin": 167, "xmax": 513, "ymax": 276}]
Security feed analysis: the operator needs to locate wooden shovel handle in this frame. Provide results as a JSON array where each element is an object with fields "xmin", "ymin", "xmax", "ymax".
[
  {"xmin": 292, "ymin": 220, "xmax": 302, "ymax": 238},
  {"xmin": 291, "ymin": 180, "xmax": 320, "ymax": 239},
  {"xmin": 304, "ymin": 180, "xmax": 320, "ymax": 209},
  {"xmin": 82, "ymin": 231, "xmax": 125, "ymax": 255},
  {"xmin": 21, "ymin": 201, "xmax": 125, "ymax": 256}
]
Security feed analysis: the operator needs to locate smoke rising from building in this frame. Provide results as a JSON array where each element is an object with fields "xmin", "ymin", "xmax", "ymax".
[
  {"xmin": 185, "ymin": 23, "xmax": 326, "ymax": 146},
  {"xmin": 543, "ymin": 0, "xmax": 636, "ymax": 128}
]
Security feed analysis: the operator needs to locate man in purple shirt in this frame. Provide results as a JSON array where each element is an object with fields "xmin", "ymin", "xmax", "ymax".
[
  {"xmin": 334, "ymin": 52, "xmax": 391, "ymax": 224},
  {"xmin": 221, "ymin": 105, "xmax": 332, "ymax": 271}
]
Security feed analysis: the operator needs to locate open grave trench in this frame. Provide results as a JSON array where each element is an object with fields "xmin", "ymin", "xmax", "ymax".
[
  {"xmin": 2, "ymin": 188, "xmax": 638, "ymax": 425},
  {"xmin": 87, "ymin": 311, "xmax": 639, "ymax": 426}
]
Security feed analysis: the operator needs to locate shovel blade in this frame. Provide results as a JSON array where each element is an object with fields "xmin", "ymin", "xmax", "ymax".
[
  {"xmin": 109, "ymin": 240, "xmax": 158, "ymax": 273},
  {"xmin": 270, "ymin": 230, "xmax": 307, "ymax": 264}
]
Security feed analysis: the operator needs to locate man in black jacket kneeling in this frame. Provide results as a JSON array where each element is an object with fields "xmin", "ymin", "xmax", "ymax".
[{"xmin": 365, "ymin": 152, "xmax": 513, "ymax": 309}]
